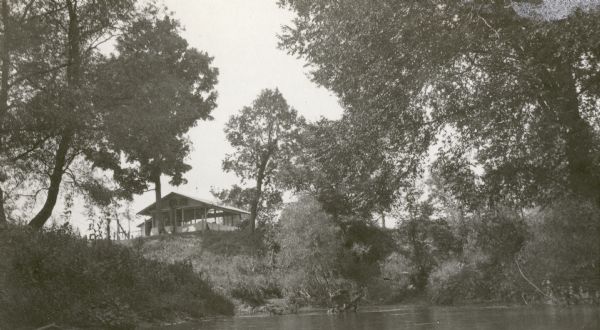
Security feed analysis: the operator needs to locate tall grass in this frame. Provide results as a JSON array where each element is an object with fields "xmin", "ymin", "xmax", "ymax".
[{"xmin": 131, "ymin": 231, "xmax": 282, "ymax": 310}]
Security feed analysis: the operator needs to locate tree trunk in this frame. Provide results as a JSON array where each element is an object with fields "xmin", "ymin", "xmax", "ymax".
[
  {"xmin": 153, "ymin": 170, "xmax": 165, "ymax": 234},
  {"xmin": 0, "ymin": 0, "xmax": 10, "ymax": 226},
  {"xmin": 0, "ymin": 186, "xmax": 6, "ymax": 226},
  {"xmin": 0, "ymin": 0, "xmax": 9, "ymax": 120},
  {"xmin": 29, "ymin": 131, "xmax": 73, "ymax": 229},
  {"xmin": 29, "ymin": 0, "xmax": 81, "ymax": 229},
  {"xmin": 106, "ymin": 214, "xmax": 111, "ymax": 241},
  {"xmin": 549, "ymin": 61, "xmax": 599, "ymax": 201},
  {"xmin": 249, "ymin": 158, "xmax": 268, "ymax": 233}
]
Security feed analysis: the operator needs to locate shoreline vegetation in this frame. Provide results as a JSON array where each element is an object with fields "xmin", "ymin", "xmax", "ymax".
[
  {"xmin": 112, "ymin": 197, "xmax": 600, "ymax": 315},
  {"xmin": 1, "ymin": 192, "xmax": 598, "ymax": 329}
]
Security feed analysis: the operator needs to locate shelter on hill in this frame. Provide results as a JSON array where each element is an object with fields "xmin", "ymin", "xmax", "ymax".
[{"xmin": 136, "ymin": 192, "xmax": 249, "ymax": 237}]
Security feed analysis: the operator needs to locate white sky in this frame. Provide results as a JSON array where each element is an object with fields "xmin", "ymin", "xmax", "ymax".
[{"xmin": 68, "ymin": 0, "xmax": 343, "ymax": 234}]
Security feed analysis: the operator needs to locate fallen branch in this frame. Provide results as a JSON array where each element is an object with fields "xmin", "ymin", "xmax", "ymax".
[
  {"xmin": 36, "ymin": 323, "xmax": 62, "ymax": 330},
  {"xmin": 514, "ymin": 258, "xmax": 557, "ymax": 303}
]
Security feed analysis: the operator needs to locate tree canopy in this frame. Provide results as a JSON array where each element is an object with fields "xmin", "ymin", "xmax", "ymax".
[
  {"xmin": 0, "ymin": 1, "xmax": 218, "ymax": 230},
  {"xmin": 279, "ymin": 0, "xmax": 600, "ymax": 210},
  {"xmin": 0, "ymin": 0, "xmax": 137, "ymax": 228},
  {"xmin": 96, "ymin": 13, "xmax": 218, "ymax": 232},
  {"xmin": 223, "ymin": 88, "xmax": 304, "ymax": 231}
]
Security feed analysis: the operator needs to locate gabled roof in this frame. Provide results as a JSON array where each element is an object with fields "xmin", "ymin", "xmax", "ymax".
[{"xmin": 137, "ymin": 192, "xmax": 250, "ymax": 216}]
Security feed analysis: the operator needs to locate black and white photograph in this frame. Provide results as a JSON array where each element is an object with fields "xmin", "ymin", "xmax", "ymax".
[{"xmin": 0, "ymin": 0, "xmax": 599, "ymax": 329}]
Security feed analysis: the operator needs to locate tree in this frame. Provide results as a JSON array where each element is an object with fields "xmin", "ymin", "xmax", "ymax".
[
  {"xmin": 211, "ymin": 184, "xmax": 283, "ymax": 227},
  {"xmin": 223, "ymin": 89, "xmax": 303, "ymax": 232},
  {"xmin": 275, "ymin": 194, "xmax": 343, "ymax": 303},
  {"xmin": 281, "ymin": 117, "xmax": 414, "ymax": 220},
  {"xmin": 279, "ymin": 0, "xmax": 600, "ymax": 207},
  {"xmin": 0, "ymin": 0, "xmax": 9, "ymax": 224},
  {"xmin": 96, "ymin": 13, "xmax": 218, "ymax": 234},
  {"xmin": 0, "ymin": 0, "xmax": 138, "ymax": 229},
  {"xmin": 0, "ymin": 0, "xmax": 67, "ymax": 225}
]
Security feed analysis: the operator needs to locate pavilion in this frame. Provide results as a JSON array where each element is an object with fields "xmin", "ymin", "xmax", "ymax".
[{"xmin": 136, "ymin": 192, "xmax": 249, "ymax": 236}]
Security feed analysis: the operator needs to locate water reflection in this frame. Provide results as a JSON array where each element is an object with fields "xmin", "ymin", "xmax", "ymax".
[{"xmin": 162, "ymin": 305, "xmax": 600, "ymax": 330}]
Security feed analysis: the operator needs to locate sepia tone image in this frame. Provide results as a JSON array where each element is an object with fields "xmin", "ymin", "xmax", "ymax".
[{"xmin": 0, "ymin": 0, "xmax": 599, "ymax": 329}]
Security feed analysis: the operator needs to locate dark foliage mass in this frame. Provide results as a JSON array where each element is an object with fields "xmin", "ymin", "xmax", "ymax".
[
  {"xmin": 279, "ymin": 0, "xmax": 600, "ymax": 210},
  {"xmin": 0, "ymin": 225, "xmax": 233, "ymax": 329},
  {"xmin": 273, "ymin": 0, "xmax": 600, "ymax": 307}
]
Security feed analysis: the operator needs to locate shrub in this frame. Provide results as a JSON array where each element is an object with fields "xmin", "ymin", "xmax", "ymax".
[
  {"xmin": 428, "ymin": 259, "xmax": 478, "ymax": 305},
  {"xmin": 275, "ymin": 195, "xmax": 344, "ymax": 305},
  {"xmin": 338, "ymin": 220, "xmax": 395, "ymax": 284},
  {"xmin": 519, "ymin": 198, "xmax": 600, "ymax": 303},
  {"xmin": 367, "ymin": 252, "xmax": 413, "ymax": 303}
]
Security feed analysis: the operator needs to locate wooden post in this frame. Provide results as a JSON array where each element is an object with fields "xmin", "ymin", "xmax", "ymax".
[{"xmin": 203, "ymin": 208, "xmax": 207, "ymax": 231}]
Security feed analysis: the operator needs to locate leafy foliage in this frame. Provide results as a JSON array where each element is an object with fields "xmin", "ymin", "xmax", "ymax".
[
  {"xmin": 97, "ymin": 12, "xmax": 218, "ymax": 189},
  {"xmin": 223, "ymin": 89, "xmax": 304, "ymax": 231},
  {"xmin": 275, "ymin": 195, "xmax": 345, "ymax": 304},
  {"xmin": 279, "ymin": 0, "xmax": 600, "ymax": 208},
  {"xmin": 519, "ymin": 198, "xmax": 600, "ymax": 301},
  {"xmin": 211, "ymin": 184, "xmax": 283, "ymax": 228},
  {"xmin": 0, "ymin": 1, "xmax": 218, "ymax": 229},
  {"xmin": 282, "ymin": 118, "xmax": 412, "ymax": 219}
]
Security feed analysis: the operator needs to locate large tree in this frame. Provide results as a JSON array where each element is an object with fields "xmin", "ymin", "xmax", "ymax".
[
  {"xmin": 0, "ymin": 0, "xmax": 138, "ymax": 229},
  {"xmin": 28, "ymin": 0, "xmax": 138, "ymax": 229},
  {"xmin": 0, "ymin": 0, "xmax": 66, "ymax": 224},
  {"xmin": 223, "ymin": 89, "xmax": 303, "ymax": 232},
  {"xmin": 1, "ymin": 1, "xmax": 216, "ymax": 231},
  {"xmin": 95, "ymin": 14, "xmax": 218, "ymax": 234},
  {"xmin": 279, "ymin": 0, "xmax": 600, "ymax": 208}
]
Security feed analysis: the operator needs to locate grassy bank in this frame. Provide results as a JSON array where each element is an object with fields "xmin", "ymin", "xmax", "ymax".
[
  {"xmin": 127, "ymin": 229, "xmax": 410, "ymax": 314},
  {"xmin": 0, "ymin": 224, "xmax": 233, "ymax": 329},
  {"xmin": 127, "ymin": 231, "xmax": 283, "ymax": 314}
]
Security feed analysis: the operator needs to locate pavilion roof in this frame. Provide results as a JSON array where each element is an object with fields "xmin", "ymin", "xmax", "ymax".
[{"xmin": 136, "ymin": 191, "xmax": 250, "ymax": 216}]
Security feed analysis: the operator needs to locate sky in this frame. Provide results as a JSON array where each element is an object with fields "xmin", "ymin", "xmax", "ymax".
[
  {"xmin": 71, "ymin": 0, "xmax": 343, "ymax": 234},
  {"xmin": 514, "ymin": 0, "xmax": 600, "ymax": 20}
]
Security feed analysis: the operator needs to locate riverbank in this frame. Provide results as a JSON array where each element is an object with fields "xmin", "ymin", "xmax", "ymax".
[
  {"xmin": 126, "ymin": 228, "xmax": 600, "ymax": 318},
  {"xmin": 147, "ymin": 304, "xmax": 600, "ymax": 330},
  {"xmin": 122, "ymin": 230, "xmax": 453, "ymax": 316},
  {"xmin": 123, "ymin": 230, "xmax": 284, "ymax": 315},
  {"xmin": 0, "ymin": 225, "xmax": 233, "ymax": 329}
]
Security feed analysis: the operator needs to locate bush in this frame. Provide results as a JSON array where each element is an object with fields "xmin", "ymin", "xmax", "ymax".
[
  {"xmin": 0, "ymin": 224, "xmax": 233, "ymax": 329},
  {"xmin": 338, "ymin": 220, "xmax": 395, "ymax": 284},
  {"xmin": 366, "ymin": 252, "xmax": 413, "ymax": 304},
  {"xmin": 426, "ymin": 208, "xmax": 531, "ymax": 305},
  {"xmin": 519, "ymin": 198, "xmax": 600, "ymax": 304},
  {"xmin": 275, "ymin": 195, "xmax": 345, "ymax": 305},
  {"xmin": 428, "ymin": 259, "xmax": 478, "ymax": 305}
]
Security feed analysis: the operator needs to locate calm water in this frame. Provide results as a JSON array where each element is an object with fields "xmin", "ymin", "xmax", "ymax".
[{"xmin": 162, "ymin": 305, "xmax": 599, "ymax": 330}]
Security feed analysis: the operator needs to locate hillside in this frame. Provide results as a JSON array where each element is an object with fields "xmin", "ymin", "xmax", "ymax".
[
  {"xmin": 125, "ymin": 231, "xmax": 286, "ymax": 314},
  {"xmin": 0, "ymin": 225, "xmax": 233, "ymax": 329}
]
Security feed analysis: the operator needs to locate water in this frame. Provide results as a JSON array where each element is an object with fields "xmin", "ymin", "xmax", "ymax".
[{"xmin": 162, "ymin": 305, "xmax": 599, "ymax": 330}]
